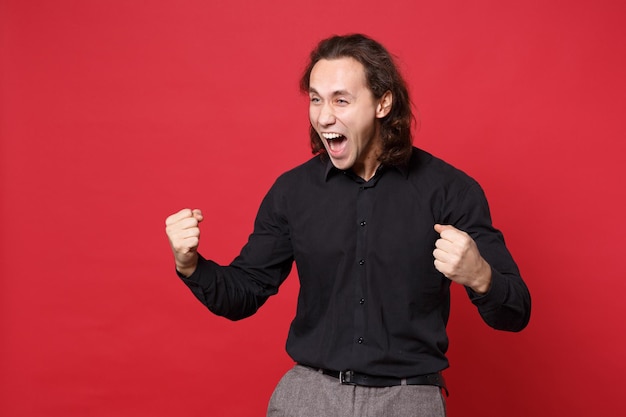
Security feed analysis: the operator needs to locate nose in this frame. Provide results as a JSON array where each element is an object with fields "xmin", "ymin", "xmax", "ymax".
[{"xmin": 317, "ymin": 102, "xmax": 336, "ymax": 127}]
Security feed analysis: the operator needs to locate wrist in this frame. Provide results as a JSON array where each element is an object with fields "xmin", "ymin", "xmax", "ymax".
[
  {"xmin": 175, "ymin": 253, "xmax": 199, "ymax": 277},
  {"xmin": 471, "ymin": 260, "xmax": 492, "ymax": 294},
  {"xmin": 176, "ymin": 264, "xmax": 197, "ymax": 278}
]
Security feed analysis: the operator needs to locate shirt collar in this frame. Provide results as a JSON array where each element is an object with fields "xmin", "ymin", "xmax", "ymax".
[{"xmin": 323, "ymin": 157, "xmax": 409, "ymax": 182}]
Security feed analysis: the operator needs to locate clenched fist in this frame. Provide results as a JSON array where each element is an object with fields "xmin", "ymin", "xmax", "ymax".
[
  {"xmin": 433, "ymin": 224, "xmax": 492, "ymax": 294},
  {"xmin": 165, "ymin": 208, "xmax": 204, "ymax": 277}
]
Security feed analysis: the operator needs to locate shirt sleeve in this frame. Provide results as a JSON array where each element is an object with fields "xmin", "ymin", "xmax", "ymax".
[
  {"xmin": 445, "ymin": 181, "xmax": 531, "ymax": 332},
  {"xmin": 178, "ymin": 181, "xmax": 294, "ymax": 321}
]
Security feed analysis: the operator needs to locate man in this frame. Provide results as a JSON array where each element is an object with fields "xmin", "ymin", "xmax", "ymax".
[{"xmin": 165, "ymin": 34, "xmax": 531, "ymax": 416}]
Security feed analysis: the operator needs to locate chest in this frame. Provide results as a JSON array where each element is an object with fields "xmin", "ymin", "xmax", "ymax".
[{"xmin": 285, "ymin": 176, "xmax": 440, "ymax": 265}]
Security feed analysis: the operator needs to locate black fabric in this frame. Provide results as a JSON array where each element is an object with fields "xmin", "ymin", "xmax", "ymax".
[{"xmin": 179, "ymin": 147, "xmax": 531, "ymax": 378}]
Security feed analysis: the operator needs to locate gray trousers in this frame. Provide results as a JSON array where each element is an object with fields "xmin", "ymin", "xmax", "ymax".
[{"xmin": 267, "ymin": 365, "xmax": 447, "ymax": 417}]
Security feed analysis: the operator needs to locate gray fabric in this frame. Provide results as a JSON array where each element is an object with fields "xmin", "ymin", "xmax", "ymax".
[{"xmin": 267, "ymin": 365, "xmax": 447, "ymax": 417}]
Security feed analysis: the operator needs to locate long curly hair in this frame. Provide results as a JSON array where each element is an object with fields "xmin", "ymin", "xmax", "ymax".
[{"xmin": 300, "ymin": 34, "xmax": 415, "ymax": 167}]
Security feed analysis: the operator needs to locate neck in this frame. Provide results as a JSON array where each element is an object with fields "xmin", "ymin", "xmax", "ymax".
[
  {"xmin": 353, "ymin": 159, "xmax": 381, "ymax": 181},
  {"xmin": 352, "ymin": 132, "xmax": 383, "ymax": 180}
]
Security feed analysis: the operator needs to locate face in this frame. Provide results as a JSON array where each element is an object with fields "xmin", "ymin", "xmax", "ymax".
[{"xmin": 308, "ymin": 58, "xmax": 391, "ymax": 179}]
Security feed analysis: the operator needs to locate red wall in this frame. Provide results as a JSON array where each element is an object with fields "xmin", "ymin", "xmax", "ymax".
[{"xmin": 1, "ymin": 1, "xmax": 625, "ymax": 416}]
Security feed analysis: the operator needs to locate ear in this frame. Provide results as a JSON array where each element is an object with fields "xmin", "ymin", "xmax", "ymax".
[{"xmin": 376, "ymin": 91, "xmax": 393, "ymax": 118}]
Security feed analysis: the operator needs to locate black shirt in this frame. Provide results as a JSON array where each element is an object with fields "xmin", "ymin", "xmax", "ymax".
[{"xmin": 180, "ymin": 147, "xmax": 531, "ymax": 377}]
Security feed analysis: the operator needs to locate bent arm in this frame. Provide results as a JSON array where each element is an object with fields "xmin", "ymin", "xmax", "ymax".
[
  {"xmin": 176, "ymin": 183, "xmax": 294, "ymax": 321},
  {"xmin": 444, "ymin": 182, "xmax": 531, "ymax": 332},
  {"xmin": 178, "ymin": 253, "xmax": 293, "ymax": 321}
]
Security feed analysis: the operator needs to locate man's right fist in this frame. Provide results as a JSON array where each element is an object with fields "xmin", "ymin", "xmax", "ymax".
[{"xmin": 165, "ymin": 208, "xmax": 204, "ymax": 276}]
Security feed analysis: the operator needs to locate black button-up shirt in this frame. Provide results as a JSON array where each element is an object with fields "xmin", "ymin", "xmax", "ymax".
[{"xmin": 180, "ymin": 147, "xmax": 531, "ymax": 377}]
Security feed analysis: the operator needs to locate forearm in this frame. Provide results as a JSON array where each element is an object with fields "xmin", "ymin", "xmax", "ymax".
[{"xmin": 178, "ymin": 255, "xmax": 289, "ymax": 321}]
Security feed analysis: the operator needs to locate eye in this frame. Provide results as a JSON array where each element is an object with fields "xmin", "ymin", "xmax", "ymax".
[
  {"xmin": 310, "ymin": 96, "xmax": 321, "ymax": 104},
  {"xmin": 336, "ymin": 98, "xmax": 349, "ymax": 105}
]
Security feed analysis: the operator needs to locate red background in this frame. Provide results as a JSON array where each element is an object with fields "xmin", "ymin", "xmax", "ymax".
[{"xmin": 1, "ymin": 0, "xmax": 625, "ymax": 416}]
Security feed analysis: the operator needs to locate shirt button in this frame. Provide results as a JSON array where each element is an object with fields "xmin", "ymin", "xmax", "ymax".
[
  {"xmin": 360, "ymin": 220, "xmax": 367, "ymax": 227},
  {"xmin": 358, "ymin": 259, "xmax": 365, "ymax": 265},
  {"xmin": 359, "ymin": 298, "xmax": 365, "ymax": 305},
  {"xmin": 357, "ymin": 337, "xmax": 364, "ymax": 344}
]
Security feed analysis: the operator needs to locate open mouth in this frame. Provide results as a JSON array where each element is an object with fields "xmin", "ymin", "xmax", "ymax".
[{"xmin": 321, "ymin": 133, "xmax": 347, "ymax": 154}]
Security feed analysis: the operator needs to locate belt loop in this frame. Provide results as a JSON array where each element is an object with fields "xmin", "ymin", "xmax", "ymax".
[{"xmin": 400, "ymin": 378, "xmax": 407, "ymax": 386}]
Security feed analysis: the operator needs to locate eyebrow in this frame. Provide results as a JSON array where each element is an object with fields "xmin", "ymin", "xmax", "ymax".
[{"xmin": 309, "ymin": 87, "xmax": 354, "ymax": 97}]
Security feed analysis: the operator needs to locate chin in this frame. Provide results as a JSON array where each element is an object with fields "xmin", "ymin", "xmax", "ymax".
[{"xmin": 329, "ymin": 158, "xmax": 354, "ymax": 171}]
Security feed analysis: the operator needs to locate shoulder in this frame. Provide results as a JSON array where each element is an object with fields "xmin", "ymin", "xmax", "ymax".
[
  {"xmin": 408, "ymin": 148, "xmax": 495, "ymax": 225},
  {"xmin": 404, "ymin": 147, "xmax": 488, "ymax": 212},
  {"xmin": 273, "ymin": 155, "xmax": 326, "ymax": 187},
  {"xmin": 261, "ymin": 155, "xmax": 327, "ymax": 203},
  {"xmin": 408, "ymin": 147, "xmax": 480, "ymax": 189}
]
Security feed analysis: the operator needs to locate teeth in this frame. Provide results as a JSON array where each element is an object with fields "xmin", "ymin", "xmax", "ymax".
[{"xmin": 322, "ymin": 133, "xmax": 343, "ymax": 140}]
